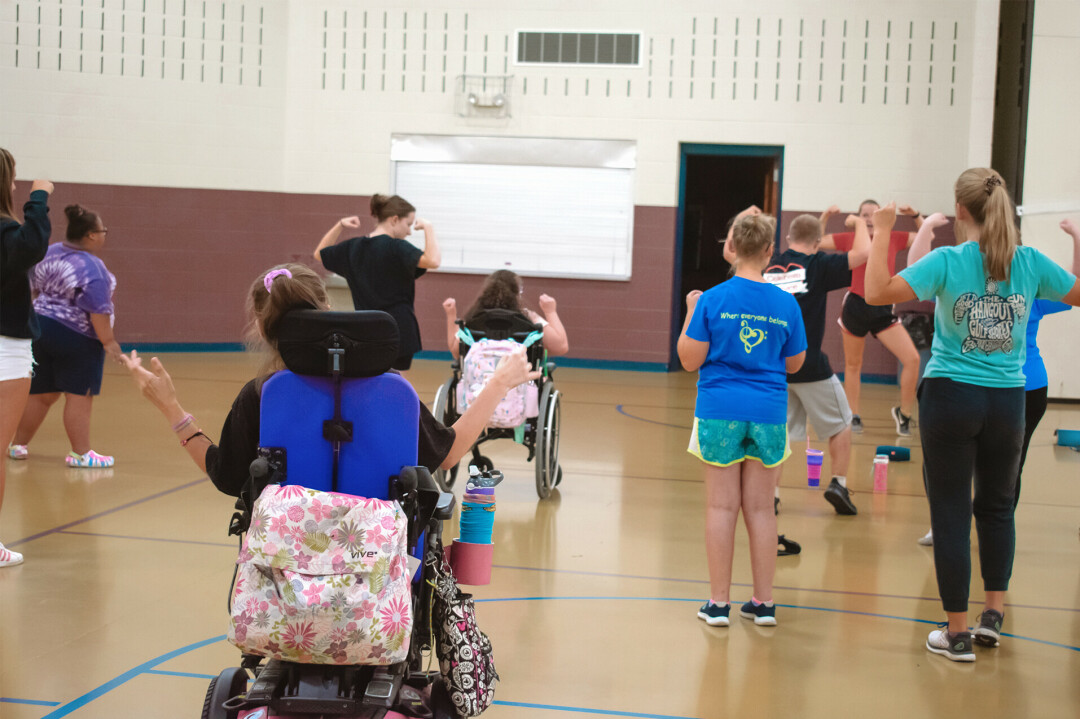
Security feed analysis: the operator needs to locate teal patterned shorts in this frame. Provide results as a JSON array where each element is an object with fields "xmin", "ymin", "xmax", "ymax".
[{"xmin": 688, "ymin": 417, "xmax": 791, "ymax": 468}]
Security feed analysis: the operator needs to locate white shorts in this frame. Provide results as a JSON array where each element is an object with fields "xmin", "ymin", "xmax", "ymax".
[{"xmin": 0, "ymin": 336, "xmax": 34, "ymax": 382}]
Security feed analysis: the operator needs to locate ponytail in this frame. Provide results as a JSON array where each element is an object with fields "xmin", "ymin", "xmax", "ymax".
[
  {"xmin": 245, "ymin": 263, "xmax": 330, "ymax": 373},
  {"xmin": 65, "ymin": 204, "xmax": 101, "ymax": 242},
  {"xmin": 370, "ymin": 193, "xmax": 416, "ymax": 223},
  {"xmin": 954, "ymin": 168, "xmax": 1017, "ymax": 282}
]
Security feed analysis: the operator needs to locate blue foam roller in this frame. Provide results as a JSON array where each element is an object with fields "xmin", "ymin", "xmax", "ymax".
[
  {"xmin": 875, "ymin": 445, "xmax": 911, "ymax": 461},
  {"xmin": 1056, "ymin": 429, "xmax": 1080, "ymax": 447}
]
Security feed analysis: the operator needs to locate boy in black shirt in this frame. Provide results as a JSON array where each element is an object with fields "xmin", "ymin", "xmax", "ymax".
[{"xmin": 764, "ymin": 213, "xmax": 869, "ymax": 515}]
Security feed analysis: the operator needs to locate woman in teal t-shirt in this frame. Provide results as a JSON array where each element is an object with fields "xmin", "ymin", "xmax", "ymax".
[
  {"xmin": 865, "ymin": 168, "xmax": 1080, "ymax": 663},
  {"xmin": 678, "ymin": 212, "xmax": 807, "ymax": 629}
]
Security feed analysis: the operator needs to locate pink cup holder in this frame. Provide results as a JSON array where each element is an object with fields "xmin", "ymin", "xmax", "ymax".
[{"xmin": 448, "ymin": 539, "xmax": 494, "ymax": 586}]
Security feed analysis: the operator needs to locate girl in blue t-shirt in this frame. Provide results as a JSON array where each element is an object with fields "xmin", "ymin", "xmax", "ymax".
[
  {"xmin": 865, "ymin": 169, "xmax": 1080, "ymax": 663},
  {"xmin": 678, "ymin": 213, "xmax": 807, "ymax": 628}
]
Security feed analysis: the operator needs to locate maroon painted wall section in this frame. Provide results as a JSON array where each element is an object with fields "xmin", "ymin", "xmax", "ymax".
[{"xmin": 13, "ymin": 180, "xmax": 945, "ymax": 374}]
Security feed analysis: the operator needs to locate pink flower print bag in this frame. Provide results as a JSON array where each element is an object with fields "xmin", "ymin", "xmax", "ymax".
[{"xmin": 228, "ymin": 484, "xmax": 413, "ymax": 665}]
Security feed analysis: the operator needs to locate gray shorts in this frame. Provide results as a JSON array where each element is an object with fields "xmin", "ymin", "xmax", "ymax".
[{"xmin": 787, "ymin": 375, "xmax": 853, "ymax": 440}]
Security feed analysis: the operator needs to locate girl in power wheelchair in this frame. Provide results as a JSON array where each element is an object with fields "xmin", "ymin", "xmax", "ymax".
[
  {"xmin": 122, "ymin": 263, "xmax": 539, "ymax": 718},
  {"xmin": 437, "ymin": 270, "xmax": 569, "ymax": 499}
]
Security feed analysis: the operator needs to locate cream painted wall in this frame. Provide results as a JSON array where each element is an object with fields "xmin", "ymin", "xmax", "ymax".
[
  {"xmin": 3, "ymin": 0, "xmax": 994, "ymax": 215},
  {"xmin": 1020, "ymin": 0, "xmax": 1080, "ymax": 400}
]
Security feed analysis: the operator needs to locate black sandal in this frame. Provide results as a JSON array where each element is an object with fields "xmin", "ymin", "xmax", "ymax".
[{"xmin": 777, "ymin": 534, "xmax": 801, "ymax": 556}]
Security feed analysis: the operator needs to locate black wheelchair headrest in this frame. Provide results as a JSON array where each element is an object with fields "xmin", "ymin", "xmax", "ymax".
[
  {"xmin": 464, "ymin": 308, "xmax": 542, "ymax": 341},
  {"xmin": 276, "ymin": 310, "xmax": 400, "ymax": 377}
]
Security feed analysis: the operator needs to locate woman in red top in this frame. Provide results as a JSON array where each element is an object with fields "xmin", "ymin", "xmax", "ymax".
[{"xmin": 820, "ymin": 200, "xmax": 931, "ymax": 436}]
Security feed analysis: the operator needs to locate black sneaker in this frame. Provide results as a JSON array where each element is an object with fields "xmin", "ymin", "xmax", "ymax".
[
  {"xmin": 851, "ymin": 415, "xmax": 863, "ymax": 434},
  {"xmin": 739, "ymin": 600, "xmax": 777, "ymax": 626},
  {"xmin": 974, "ymin": 609, "xmax": 1004, "ymax": 647},
  {"xmin": 697, "ymin": 601, "xmax": 731, "ymax": 626},
  {"xmin": 891, "ymin": 406, "xmax": 912, "ymax": 436},
  {"xmin": 926, "ymin": 624, "xmax": 975, "ymax": 662},
  {"xmin": 777, "ymin": 534, "xmax": 801, "ymax": 556},
  {"xmin": 824, "ymin": 477, "xmax": 857, "ymax": 515}
]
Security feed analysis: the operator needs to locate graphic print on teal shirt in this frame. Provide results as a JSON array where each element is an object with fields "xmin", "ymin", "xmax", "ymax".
[
  {"xmin": 952, "ymin": 277, "xmax": 1026, "ymax": 355},
  {"xmin": 686, "ymin": 277, "xmax": 807, "ymax": 424},
  {"xmin": 898, "ymin": 243, "xmax": 1075, "ymax": 388}
]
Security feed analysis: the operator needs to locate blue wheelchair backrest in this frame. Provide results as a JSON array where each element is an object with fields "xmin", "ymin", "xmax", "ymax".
[{"xmin": 257, "ymin": 310, "xmax": 417, "ymax": 501}]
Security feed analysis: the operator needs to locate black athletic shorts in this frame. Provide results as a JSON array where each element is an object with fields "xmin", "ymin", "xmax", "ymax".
[
  {"xmin": 839, "ymin": 292, "xmax": 898, "ymax": 338},
  {"xmin": 29, "ymin": 315, "xmax": 106, "ymax": 395}
]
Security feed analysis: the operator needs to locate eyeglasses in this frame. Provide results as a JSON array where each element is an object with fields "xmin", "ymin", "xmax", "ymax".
[{"xmin": 92, "ymin": 228, "xmax": 109, "ymax": 235}]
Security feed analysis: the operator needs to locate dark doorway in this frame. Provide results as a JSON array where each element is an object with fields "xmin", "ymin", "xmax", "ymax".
[
  {"xmin": 671, "ymin": 144, "xmax": 784, "ymax": 368},
  {"xmin": 990, "ymin": 0, "xmax": 1034, "ymax": 207}
]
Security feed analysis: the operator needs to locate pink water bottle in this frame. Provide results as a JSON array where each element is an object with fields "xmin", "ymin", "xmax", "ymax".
[
  {"xmin": 806, "ymin": 448, "xmax": 825, "ymax": 487},
  {"xmin": 873, "ymin": 454, "xmax": 889, "ymax": 493}
]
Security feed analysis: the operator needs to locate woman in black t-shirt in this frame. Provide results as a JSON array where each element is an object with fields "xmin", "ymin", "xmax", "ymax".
[
  {"xmin": 120, "ymin": 264, "xmax": 538, "ymax": 498},
  {"xmin": 315, "ymin": 194, "xmax": 441, "ymax": 372}
]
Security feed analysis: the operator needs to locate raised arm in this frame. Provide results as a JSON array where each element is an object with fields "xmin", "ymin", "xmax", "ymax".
[
  {"xmin": 818, "ymin": 204, "xmax": 841, "ymax": 250},
  {"xmin": 898, "ymin": 205, "xmax": 926, "ymax": 248},
  {"xmin": 1063, "ymin": 219, "xmax": 1080, "ymax": 276},
  {"xmin": 677, "ymin": 290, "xmax": 708, "ymax": 371},
  {"xmin": 442, "ymin": 298, "xmax": 460, "ymax": 360},
  {"xmin": 314, "ymin": 216, "xmax": 361, "ymax": 262},
  {"xmin": 535, "ymin": 294, "xmax": 569, "ymax": 356},
  {"xmin": 845, "ymin": 214, "xmax": 870, "ymax": 269},
  {"xmin": 415, "ymin": 219, "xmax": 441, "ymax": 269},
  {"xmin": 907, "ymin": 212, "xmax": 950, "ymax": 266},
  {"xmin": 865, "ymin": 203, "xmax": 917, "ymax": 305}
]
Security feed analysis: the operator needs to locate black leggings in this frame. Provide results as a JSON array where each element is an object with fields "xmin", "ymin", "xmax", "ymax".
[
  {"xmin": 919, "ymin": 378, "xmax": 1025, "ymax": 613},
  {"xmin": 1015, "ymin": 386, "xmax": 1049, "ymax": 509}
]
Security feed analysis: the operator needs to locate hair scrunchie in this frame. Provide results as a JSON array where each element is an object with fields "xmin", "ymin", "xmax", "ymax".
[
  {"xmin": 264, "ymin": 268, "xmax": 293, "ymax": 293},
  {"xmin": 984, "ymin": 175, "xmax": 1002, "ymax": 195}
]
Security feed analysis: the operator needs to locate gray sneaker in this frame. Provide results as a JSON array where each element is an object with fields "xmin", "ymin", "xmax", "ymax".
[
  {"xmin": 927, "ymin": 625, "xmax": 975, "ymax": 662},
  {"xmin": 974, "ymin": 609, "xmax": 1004, "ymax": 647},
  {"xmin": 824, "ymin": 477, "xmax": 857, "ymax": 515}
]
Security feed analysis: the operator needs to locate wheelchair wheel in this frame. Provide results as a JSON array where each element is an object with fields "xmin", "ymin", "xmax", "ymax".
[
  {"xmin": 201, "ymin": 667, "xmax": 248, "ymax": 719},
  {"xmin": 534, "ymin": 384, "xmax": 561, "ymax": 499},
  {"xmin": 432, "ymin": 380, "xmax": 459, "ymax": 490}
]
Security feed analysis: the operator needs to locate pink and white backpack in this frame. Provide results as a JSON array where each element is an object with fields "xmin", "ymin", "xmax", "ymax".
[{"xmin": 455, "ymin": 332, "xmax": 541, "ymax": 428}]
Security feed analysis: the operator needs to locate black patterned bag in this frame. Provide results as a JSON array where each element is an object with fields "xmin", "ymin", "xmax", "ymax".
[{"xmin": 431, "ymin": 551, "xmax": 498, "ymax": 717}]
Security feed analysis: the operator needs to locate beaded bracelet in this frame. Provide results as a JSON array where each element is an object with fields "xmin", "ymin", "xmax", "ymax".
[{"xmin": 172, "ymin": 413, "xmax": 195, "ymax": 432}]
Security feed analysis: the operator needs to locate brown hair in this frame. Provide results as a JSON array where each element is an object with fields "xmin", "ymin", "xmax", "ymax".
[
  {"xmin": 731, "ymin": 214, "xmax": 776, "ymax": 265},
  {"xmin": 954, "ymin": 168, "xmax": 1017, "ymax": 282},
  {"xmin": 65, "ymin": 204, "xmax": 102, "ymax": 242},
  {"xmin": 370, "ymin": 194, "xmax": 416, "ymax": 223},
  {"xmin": 245, "ymin": 263, "xmax": 330, "ymax": 373},
  {"xmin": 788, "ymin": 214, "xmax": 822, "ymax": 246},
  {"xmin": 859, "ymin": 199, "xmax": 879, "ymax": 211},
  {"xmin": 0, "ymin": 148, "xmax": 15, "ymax": 220},
  {"xmin": 464, "ymin": 269, "xmax": 523, "ymax": 322}
]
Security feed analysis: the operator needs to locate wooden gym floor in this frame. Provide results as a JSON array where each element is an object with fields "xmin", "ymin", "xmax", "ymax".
[{"xmin": 1, "ymin": 354, "xmax": 1078, "ymax": 718}]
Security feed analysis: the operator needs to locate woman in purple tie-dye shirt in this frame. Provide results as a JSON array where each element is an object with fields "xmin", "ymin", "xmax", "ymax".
[{"xmin": 10, "ymin": 204, "xmax": 120, "ymax": 468}]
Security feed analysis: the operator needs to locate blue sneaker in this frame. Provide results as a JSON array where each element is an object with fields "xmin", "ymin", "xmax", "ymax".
[
  {"xmin": 697, "ymin": 601, "xmax": 730, "ymax": 626},
  {"xmin": 740, "ymin": 600, "xmax": 777, "ymax": 626}
]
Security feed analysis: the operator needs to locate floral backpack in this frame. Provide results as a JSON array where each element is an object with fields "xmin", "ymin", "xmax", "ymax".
[
  {"xmin": 455, "ymin": 328, "xmax": 543, "ymax": 429},
  {"xmin": 228, "ymin": 484, "xmax": 413, "ymax": 665}
]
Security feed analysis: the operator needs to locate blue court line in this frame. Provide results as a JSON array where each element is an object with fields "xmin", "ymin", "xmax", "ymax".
[
  {"xmin": 36, "ymin": 596, "xmax": 1080, "ymax": 716},
  {"xmin": 8, "ymin": 478, "xmax": 209, "ymax": 548},
  {"xmin": 58, "ymin": 529, "xmax": 236, "ymax": 548},
  {"xmin": 492, "ymin": 701, "xmax": 698, "ymax": 718},
  {"xmin": 0, "ymin": 697, "xmax": 61, "ymax": 706},
  {"xmin": 491, "ymin": 564, "xmax": 1080, "ymax": 615},
  {"xmin": 144, "ymin": 669, "xmax": 217, "ymax": 679},
  {"xmin": 38, "ymin": 635, "xmax": 227, "ymax": 719},
  {"xmin": 615, "ymin": 404, "xmax": 691, "ymax": 430}
]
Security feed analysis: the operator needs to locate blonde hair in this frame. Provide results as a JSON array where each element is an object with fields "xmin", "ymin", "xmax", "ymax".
[
  {"xmin": 245, "ymin": 263, "xmax": 330, "ymax": 373},
  {"xmin": 788, "ymin": 214, "xmax": 822, "ymax": 246},
  {"xmin": 0, "ymin": 148, "xmax": 15, "ymax": 221},
  {"xmin": 731, "ymin": 214, "xmax": 776, "ymax": 266},
  {"xmin": 954, "ymin": 168, "xmax": 1018, "ymax": 282}
]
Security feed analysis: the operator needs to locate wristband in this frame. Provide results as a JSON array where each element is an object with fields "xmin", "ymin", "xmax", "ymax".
[
  {"xmin": 181, "ymin": 431, "xmax": 208, "ymax": 447},
  {"xmin": 172, "ymin": 414, "xmax": 194, "ymax": 432}
]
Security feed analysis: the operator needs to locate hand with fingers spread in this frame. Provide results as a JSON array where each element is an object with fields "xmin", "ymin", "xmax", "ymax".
[{"xmin": 120, "ymin": 350, "xmax": 182, "ymax": 419}]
